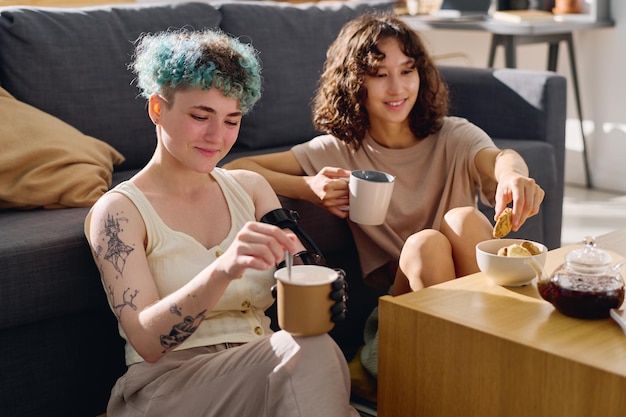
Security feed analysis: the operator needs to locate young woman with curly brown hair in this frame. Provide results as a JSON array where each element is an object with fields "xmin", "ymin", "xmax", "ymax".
[
  {"xmin": 226, "ymin": 12, "xmax": 545, "ymax": 377},
  {"xmin": 225, "ymin": 13, "xmax": 544, "ymax": 376}
]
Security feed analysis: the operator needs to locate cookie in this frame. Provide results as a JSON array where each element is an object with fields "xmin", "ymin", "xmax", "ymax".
[
  {"xmin": 493, "ymin": 207, "xmax": 513, "ymax": 238},
  {"xmin": 498, "ymin": 243, "xmax": 531, "ymax": 257},
  {"xmin": 497, "ymin": 241, "xmax": 541, "ymax": 257},
  {"xmin": 521, "ymin": 240, "xmax": 541, "ymax": 255}
]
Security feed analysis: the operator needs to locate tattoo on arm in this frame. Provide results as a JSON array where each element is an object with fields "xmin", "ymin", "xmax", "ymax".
[
  {"xmin": 107, "ymin": 284, "xmax": 139, "ymax": 316},
  {"xmin": 95, "ymin": 211, "xmax": 139, "ymax": 318},
  {"xmin": 169, "ymin": 303, "xmax": 182, "ymax": 316},
  {"xmin": 96, "ymin": 211, "xmax": 205, "ymax": 353},
  {"xmin": 160, "ymin": 309, "xmax": 207, "ymax": 352},
  {"xmin": 97, "ymin": 212, "xmax": 134, "ymax": 276}
]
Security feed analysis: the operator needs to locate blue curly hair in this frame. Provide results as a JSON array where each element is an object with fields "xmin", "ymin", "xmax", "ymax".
[{"xmin": 131, "ymin": 28, "xmax": 262, "ymax": 114}]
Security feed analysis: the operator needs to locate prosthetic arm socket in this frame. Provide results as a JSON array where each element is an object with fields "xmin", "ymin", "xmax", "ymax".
[{"xmin": 260, "ymin": 208, "xmax": 326, "ymax": 268}]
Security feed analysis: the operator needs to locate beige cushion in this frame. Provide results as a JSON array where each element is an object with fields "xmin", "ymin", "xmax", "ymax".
[{"xmin": 0, "ymin": 87, "xmax": 124, "ymax": 209}]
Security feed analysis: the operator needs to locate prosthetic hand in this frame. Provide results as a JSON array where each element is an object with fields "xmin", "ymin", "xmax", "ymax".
[
  {"xmin": 262, "ymin": 208, "xmax": 348, "ymax": 323},
  {"xmin": 329, "ymin": 270, "xmax": 348, "ymax": 323}
]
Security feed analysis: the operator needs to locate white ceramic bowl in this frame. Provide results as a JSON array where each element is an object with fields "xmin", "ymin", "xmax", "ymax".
[{"xmin": 475, "ymin": 238, "xmax": 548, "ymax": 286}]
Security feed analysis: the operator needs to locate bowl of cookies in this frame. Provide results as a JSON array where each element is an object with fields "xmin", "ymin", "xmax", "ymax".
[
  {"xmin": 476, "ymin": 208, "xmax": 547, "ymax": 286},
  {"xmin": 476, "ymin": 238, "xmax": 547, "ymax": 286}
]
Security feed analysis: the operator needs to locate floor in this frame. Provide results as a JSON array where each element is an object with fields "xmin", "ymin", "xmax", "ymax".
[{"xmin": 561, "ymin": 184, "xmax": 626, "ymax": 246}]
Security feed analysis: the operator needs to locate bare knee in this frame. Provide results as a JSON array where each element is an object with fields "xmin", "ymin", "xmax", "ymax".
[
  {"xmin": 442, "ymin": 206, "xmax": 492, "ymax": 277},
  {"xmin": 398, "ymin": 229, "xmax": 455, "ymax": 290},
  {"xmin": 443, "ymin": 207, "xmax": 490, "ymax": 233},
  {"xmin": 442, "ymin": 206, "xmax": 492, "ymax": 247}
]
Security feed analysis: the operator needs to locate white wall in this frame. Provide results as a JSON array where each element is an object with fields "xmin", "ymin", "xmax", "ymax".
[{"xmin": 415, "ymin": 1, "xmax": 625, "ymax": 192}]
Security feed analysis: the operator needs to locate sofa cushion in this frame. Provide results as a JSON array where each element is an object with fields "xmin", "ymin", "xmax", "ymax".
[
  {"xmin": 0, "ymin": 207, "xmax": 96, "ymax": 329},
  {"xmin": 0, "ymin": 2, "xmax": 222, "ymax": 171},
  {"xmin": 0, "ymin": 310, "xmax": 125, "ymax": 417},
  {"xmin": 0, "ymin": 169, "xmax": 137, "ymax": 330},
  {"xmin": 0, "ymin": 87, "xmax": 124, "ymax": 209},
  {"xmin": 218, "ymin": 0, "xmax": 393, "ymax": 152}
]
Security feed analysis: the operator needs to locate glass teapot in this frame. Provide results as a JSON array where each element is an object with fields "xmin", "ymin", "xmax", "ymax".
[{"xmin": 526, "ymin": 237, "xmax": 626, "ymax": 319}]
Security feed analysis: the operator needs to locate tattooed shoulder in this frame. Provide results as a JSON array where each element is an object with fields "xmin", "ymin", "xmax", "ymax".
[{"xmin": 96, "ymin": 211, "xmax": 135, "ymax": 277}]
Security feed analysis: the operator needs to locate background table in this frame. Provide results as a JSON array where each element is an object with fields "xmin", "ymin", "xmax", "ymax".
[
  {"xmin": 401, "ymin": 15, "xmax": 614, "ymax": 188},
  {"xmin": 378, "ymin": 229, "xmax": 626, "ymax": 417}
]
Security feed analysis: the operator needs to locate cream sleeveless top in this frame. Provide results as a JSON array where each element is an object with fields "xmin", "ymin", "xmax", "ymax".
[{"xmin": 86, "ymin": 168, "xmax": 275, "ymax": 365}]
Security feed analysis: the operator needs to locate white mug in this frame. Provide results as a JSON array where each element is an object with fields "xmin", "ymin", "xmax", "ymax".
[{"xmin": 349, "ymin": 169, "xmax": 395, "ymax": 226}]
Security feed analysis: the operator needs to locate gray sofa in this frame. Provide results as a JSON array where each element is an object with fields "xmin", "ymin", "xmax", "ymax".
[{"xmin": 0, "ymin": 1, "xmax": 566, "ymax": 416}]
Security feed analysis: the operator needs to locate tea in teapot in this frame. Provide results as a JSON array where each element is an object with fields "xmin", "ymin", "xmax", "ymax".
[{"xmin": 527, "ymin": 237, "xmax": 626, "ymax": 319}]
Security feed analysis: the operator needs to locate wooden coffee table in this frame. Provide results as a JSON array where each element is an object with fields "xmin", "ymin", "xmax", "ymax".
[{"xmin": 378, "ymin": 229, "xmax": 626, "ymax": 417}]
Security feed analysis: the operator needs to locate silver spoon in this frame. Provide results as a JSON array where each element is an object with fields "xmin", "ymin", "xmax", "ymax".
[{"xmin": 285, "ymin": 250, "xmax": 292, "ymax": 281}]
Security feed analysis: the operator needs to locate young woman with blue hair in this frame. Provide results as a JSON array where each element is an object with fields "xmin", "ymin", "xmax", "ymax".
[{"xmin": 85, "ymin": 29, "xmax": 356, "ymax": 417}]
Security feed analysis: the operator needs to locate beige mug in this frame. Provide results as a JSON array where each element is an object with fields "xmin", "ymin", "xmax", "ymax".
[{"xmin": 274, "ymin": 265, "xmax": 342, "ymax": 336}]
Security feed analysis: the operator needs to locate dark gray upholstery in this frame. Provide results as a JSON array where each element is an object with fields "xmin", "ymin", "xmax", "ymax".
[
  {"xmin": 220, "ymin": 1, "xmax": 382, "ymax": 150},
  {"xmin": 0, "ymin": 2, "xmax": 222, "ymax": 170},
  {"xmin": 0, "ymin": 2, "xmax": 565, "ymax": 416}
]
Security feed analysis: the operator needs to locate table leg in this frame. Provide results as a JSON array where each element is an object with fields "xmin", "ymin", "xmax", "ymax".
[
  {"xmin": 547, "ymin": 42, "xmax": 559, "ymax": 72},
  {"xmin": 565, "ymin": 33, "xmax": 592, "ymax": 188},
  {"xmin": 488, "ymin": 35, "xmax": 497, "ymax": 68},
  {"xmin": 503, "ymin": 35, "xmax": 516, "ymax": 68},
  {"xmin": 489, "ymin": 34, "xmax": 517, "ymax": 68}
]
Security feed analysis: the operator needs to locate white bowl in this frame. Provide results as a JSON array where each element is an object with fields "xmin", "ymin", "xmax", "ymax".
[{"xmin": 475, "ymin": 238, "xmax": 548, "ymax": 286}]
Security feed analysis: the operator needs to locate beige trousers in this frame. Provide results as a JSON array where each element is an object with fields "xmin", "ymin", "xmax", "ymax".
[{"xmin": 107, "ymin": 331, "xmax": 359, "ymax": 417}]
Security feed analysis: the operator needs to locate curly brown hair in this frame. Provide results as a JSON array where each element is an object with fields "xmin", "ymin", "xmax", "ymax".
[{"xmin": 312, "ymin": 12, "xmax": 449, "ymax": 150}]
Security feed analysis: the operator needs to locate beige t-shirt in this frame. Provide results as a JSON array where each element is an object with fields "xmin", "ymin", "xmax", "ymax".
[
  {"xmin": 292, "ymin": 116, "xmax": 497, "ymax": 281},
  {"xmin": 85, "ymin": 168, "xmax": 275, "ymax": 365}
]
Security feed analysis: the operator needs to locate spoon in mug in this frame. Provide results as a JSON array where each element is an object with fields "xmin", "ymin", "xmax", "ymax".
[{"xmin": 285, "ymin": 250, "xmax": 292, "ymax": 281}]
